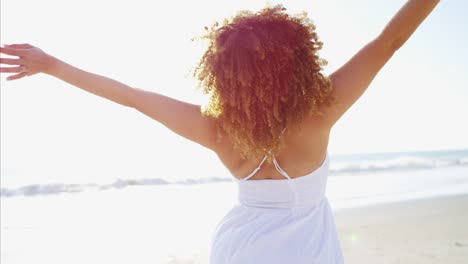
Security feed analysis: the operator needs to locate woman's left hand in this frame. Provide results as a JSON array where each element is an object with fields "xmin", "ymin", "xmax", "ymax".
[{"xmin": 0, "ymin": 43, "xmax": 55, "ymax": 81}]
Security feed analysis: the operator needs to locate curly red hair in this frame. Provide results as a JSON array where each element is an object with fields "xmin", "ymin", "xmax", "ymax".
[{"xmin": 194, "ymin": 5, "xmax": 334, "ymax": 161}]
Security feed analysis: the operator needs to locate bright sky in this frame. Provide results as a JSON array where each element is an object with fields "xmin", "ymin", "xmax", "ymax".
[{"xmin": 1, "ymin": 0, "xmax": 467, "ymax": 185}]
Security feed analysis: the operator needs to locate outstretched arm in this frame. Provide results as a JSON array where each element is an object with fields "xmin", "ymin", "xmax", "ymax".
[
  {"xmin": 0, "ymin": 44, "xmax": 219, "ymax": 150},
  {"xmin": 320, "ymin": 0, "xmax": 440, "ymax": 127}
]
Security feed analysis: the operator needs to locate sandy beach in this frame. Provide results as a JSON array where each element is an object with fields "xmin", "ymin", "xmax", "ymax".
[
  {"xmin": 335, "ymin": 194, "xmax": 468, "ymax": 264},
  {"xmin": 2, "ymin": 180, "xmax": 468, "ymax": 263}
]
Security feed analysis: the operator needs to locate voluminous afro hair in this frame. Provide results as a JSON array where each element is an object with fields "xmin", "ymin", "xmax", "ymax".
[{"xmin": 194, "ymin": 5, "xmax": 334, "ymax": 161}]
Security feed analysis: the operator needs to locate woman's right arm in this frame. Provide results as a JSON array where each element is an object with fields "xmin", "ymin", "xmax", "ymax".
[
  {"xmin": 1, "ymin": 44, "xmax": 137, "ymax": 107},
  {"xmin": 0, "ymin": 44, "xmax": 220, "ymax": 150},
  {"xmin": 320, "ymin": 0, "xmax": 440, "ymax": 128}
]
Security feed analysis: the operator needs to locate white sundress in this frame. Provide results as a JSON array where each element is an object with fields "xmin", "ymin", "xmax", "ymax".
[{"xmin": 209, "ymin": 151, "xmax": 344, "ymax": 264}]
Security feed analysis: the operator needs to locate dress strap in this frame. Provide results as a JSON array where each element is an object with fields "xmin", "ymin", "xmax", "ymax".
[
  {"xmin": 241, "ymin": 155, "xmax": 268, "ymax": 180},
  {"xmin": 240, "ymin": 127, "xmax": 288, "ymax": 181},
  {"xmin": 241, "ymin": 154, "xmax": 292, "ymax": 181},
  {"xmin": 272, "ymin": 157, "xmax": 292, "ymax": 180}
]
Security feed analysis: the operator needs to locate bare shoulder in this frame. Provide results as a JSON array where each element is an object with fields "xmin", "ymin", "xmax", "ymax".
[{"xmin": 300, "ymin": 112, "xmax": 332, "ymax": 141}]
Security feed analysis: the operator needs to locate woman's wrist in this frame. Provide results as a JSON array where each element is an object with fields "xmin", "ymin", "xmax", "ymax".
[{"xmin": 44, "ymin": 55, "xmax": 65, "ymax": 77}]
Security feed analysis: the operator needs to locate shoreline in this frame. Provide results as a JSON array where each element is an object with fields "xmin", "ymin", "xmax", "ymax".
[{"xmin": 334, "ymin": 194, "xmax": 468, "ymax": 264}]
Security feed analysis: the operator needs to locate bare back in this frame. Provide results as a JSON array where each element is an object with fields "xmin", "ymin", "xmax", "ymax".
[{"xmin": 214, "ymin": 116, "xmax": 330, "ymax": 181}]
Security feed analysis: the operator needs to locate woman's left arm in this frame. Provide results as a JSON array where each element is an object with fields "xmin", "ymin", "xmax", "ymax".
[{"xmin": 0, "ymin": 44, "xmax": 219, "ymax": 150}]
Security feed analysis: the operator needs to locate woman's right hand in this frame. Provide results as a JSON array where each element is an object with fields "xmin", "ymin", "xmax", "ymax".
[{"xmin": 0, "ymin": 43, "xmax": 56, "ymax": 81}]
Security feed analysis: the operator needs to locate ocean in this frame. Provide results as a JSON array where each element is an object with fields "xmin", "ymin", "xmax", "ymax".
[{"xmin": 2, "ymin": 148, "xmax": 467, "ymax": 199}]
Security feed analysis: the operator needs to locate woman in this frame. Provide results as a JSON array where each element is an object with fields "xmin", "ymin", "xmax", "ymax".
[{"xmin": 0, "ymin": 1, "xmax": 440, "ymax": 263}]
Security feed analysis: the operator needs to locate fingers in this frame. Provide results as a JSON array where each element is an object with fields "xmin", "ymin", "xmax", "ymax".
[
  {"xmin": 6, "ymin": 72, "xmax": 28, "ymax": 81},
  {"xmin": 0, "ymin": 66, "xmax": 27, "ymax": 73},
  {"xmin": 1, "ymin": 44, "xmax": 34, "ymax": 81},
  {"xmin": 0, "ymin": 57, "xmax": 22, "ymax": 65},
  {"xmin": 4, "ymin": 43, "xmax": 33, "ymax": 49},
  {"xmin": 0, "ymin": 47, "xmax": 28, "ymax": 57}
]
